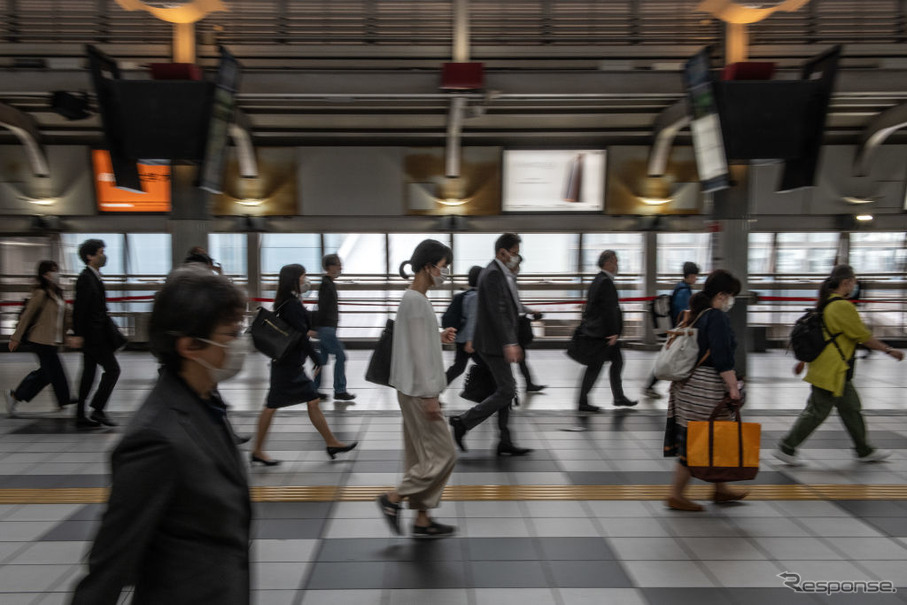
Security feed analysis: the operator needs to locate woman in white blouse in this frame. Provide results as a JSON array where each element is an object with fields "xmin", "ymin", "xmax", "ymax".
[{"xmin": 377, "ymin": 239, "xmax": 458, "ymax": 538}]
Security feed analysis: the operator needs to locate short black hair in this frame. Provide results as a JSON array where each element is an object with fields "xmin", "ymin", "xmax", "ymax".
[
  {"xmin": 597, "ymin": 250, "xmax": 617, "ymax": 269},
  {"xmin": 494, "ymin": 233, "xmax": 521, "ymax": 255},
  {"xmin": 399, "ymin": 239, "xmax": 452, "ymax": 279},
  {"xmin": 149, "ymin": 266, "xmax": 246, "ymax": 373},
  {"xmin": 323, "ymin": 253, "xmax": 341, "ymax": 270},
  {"xmin": 683, "ymin": 262, "xmax": 701, "ymax": 277},
  {"xmin": 78, "ymin": 239, "xmax": 105, "ymax": 264},
  {"xmin": 184, "ymin": 247, "xmax": 214, "ymax": 267},
  {"xmin": 467, "ymin": 265, "xmax": 483, "ymax": 288}
]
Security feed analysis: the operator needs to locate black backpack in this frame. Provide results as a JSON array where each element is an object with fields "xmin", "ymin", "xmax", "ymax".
[
  {"xmin": 441, "ymin": 290, "xmax": 468, "ymax": 331},
  {"xmin": 789, "ymin": 299, "xmax": 846, "ymax": 362}
]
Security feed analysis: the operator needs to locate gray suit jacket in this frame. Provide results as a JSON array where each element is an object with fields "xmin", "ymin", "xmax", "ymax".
[
  {"xmin": 473, "ymin": 259, "xmax": 520, "ymax": 356},
  {"xmin": 71, "ymin": 370, "xmax": 251, "ymax": 605}
]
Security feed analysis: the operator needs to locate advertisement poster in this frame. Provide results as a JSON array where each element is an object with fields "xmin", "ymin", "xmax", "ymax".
[
  {"xmin": 92, "ymin": 149, "xmax": 171, "ymax": 213},
  {"xmin": 503, "ymin": 149, "xmax": 605, "ymax": 212}
]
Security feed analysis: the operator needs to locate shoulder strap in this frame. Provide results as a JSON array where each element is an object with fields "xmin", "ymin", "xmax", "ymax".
[{"xmin": 820, "ymin": 298, "xmax": 848, "ymax": 362}]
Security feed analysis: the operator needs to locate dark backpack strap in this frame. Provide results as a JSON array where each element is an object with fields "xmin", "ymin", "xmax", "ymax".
[{"xmin": 820, "ymin": 298, "xmax": 848, "ymax": 362}]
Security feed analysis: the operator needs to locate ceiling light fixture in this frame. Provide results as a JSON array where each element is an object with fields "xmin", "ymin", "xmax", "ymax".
[
  {"xmin": 24, "ymin": 197, "xmax": 56, "ymax": 206},
  {"xmin": 842, "ymin": 196, "xmax": 877, "ymax": 205},
  {"xmin": 855, "ymin": 214, "xmax": 874, "ymax": 222},
  {"xmin": 236, "ymin": 198, "xmax": 265, "ymax": 206},
  {"xmin": 639, "ymin": 197, "xmax": 672, "ymax": 206}
]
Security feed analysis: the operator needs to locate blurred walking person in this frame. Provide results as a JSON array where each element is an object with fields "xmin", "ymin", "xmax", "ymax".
[
  {"xmin": 314, "ymin": 254, "xmax": 356, "ymax": 401},
  {"xmin": 251, "ymin": 264, "xmax": 357, "ymax": 465},
  {"xmin": 444, "ymin": 265, "xmax": 482, "ymax": 384},
  {"xmin": 6, "ymin": 261, "xmax": 81, "ymax": 416},
  {"xmin": 377, "ymin": 239, "xmax": 459, "ymax": 538}
]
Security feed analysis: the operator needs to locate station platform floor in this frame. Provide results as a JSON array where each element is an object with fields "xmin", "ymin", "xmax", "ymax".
[{"xmin": 1, "ymin": 349, "xmax": 906, "ymax": 604}]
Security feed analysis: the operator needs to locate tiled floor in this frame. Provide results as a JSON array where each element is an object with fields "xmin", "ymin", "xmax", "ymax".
[{"xmin": 1, "ymin": 349, "xmax": 907, "ymax": 604}]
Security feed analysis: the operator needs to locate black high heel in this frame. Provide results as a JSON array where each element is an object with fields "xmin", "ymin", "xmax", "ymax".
[
  {"xmin": 250, "ymin": 454, "xmax": 281, "ymax": 467},
  {"xmin": 326, "ymin": 441, "xmax": 358, "ymax": 460}
]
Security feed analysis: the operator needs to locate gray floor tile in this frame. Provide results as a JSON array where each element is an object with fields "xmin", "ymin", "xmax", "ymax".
[
  {"xmin": 698, "ymin": 560, "xmax": 785, "ymax": 587},
  {"xmin": 822, "ymin": 537, "xmax": 907, "ymax": 560},
  {"xmin": 834, "ymin": 500, "xmax": 907, "ymax": 517},
  {"xmin": 865, "ymin": 517, "xmax": 907, "ymax": 538},
  {"xmin": 387, "ymin": 589, "xmax": 468, "ymax": 605},
  {"xmin": 383, "ymin": 560, "xmax": 468, "ymax": 589},
  {"xmin": 538, "ymin": 537, "xmax": 615, "ymax": 561},
  {"xmin": 776, "ymin": 560, "xmax": 880, "ymax": 583},
  {"xmin": 797, "ymin": 517, "xmax": 886, "ymax": 538},
  {"xmin": 8, "ymin": 540, "xmax": 90, "ymax": 564},
  {"xmin": 1, "ymin": 594, "xmax": 46, "ymax": 605},
  {"xmin": 597, "ymin": 517, "xmax": 671, "ymax": 538},
  {"xmin": 548, "ymin": 560, "xmax": 634, "ymax": 588},
  {"xmin": 584, "ymin": 501, "xmax": 653, "ymax": 518},
  {"xmin": 680, "ymin": 537, "xmax": 767, "ymax": 560},
  {"xmin": 2, "ymin": 504, "xmax": 83, "ymax": 522},
  {"xmin": 464, "ymin": 517, "xmax": 531, "ymax": 538},
  {"xmin": 622, "ymin": 561, "xmax": 717, "ymax": 588},
  {"xmin": 557, "ymin": 588, "xmax": 647, "ymax": 605},
  {"xmin": 754, "ymin": 537, "xmax": 843, "ymax": 560},
  {"xmin": 65, "ymin": 504, "xmax": 106, "ymax": 521},
  {"xmin": 305, "ymin": 562, "xmax": 387, "ymax": 590},
  {"xmin": 38, "ymin": 520, "xmax": 100, "ymax": 542},
  {"xmin": 252, "ymin": 539, "xmax": 319, "ymax": 562},
  {"xmin": 462, "ymin": 501, "xmax": 524, "ymax": 518},
  {"xmin": 469, "ymin": 560, "xmax": 549, "ymax": 588},
  {"xmin": 465, "ymin": 537, "xmax": 540, "ymax": 561},
  {"xmin": 252, "ymin": 590, "xmax": 298, "ymax": 605},
  {"xmin": 730, "ymin": 517, "xmax": 811, "ymax": 538},
  {"xmin": 531, "ymin": 517, "xmax": 600, "ymax": 537},
  {"xmin": 301, "ymin": 589, "xmax": 383, "ymax": 605},
  {"xmin": 0, "ymin": 520, "xmax": 61, "ymax": 541},
  {"xmin": 0, "ymin": 540, "xmax": 28, "ymax": 563},
  {"xmin": 252, "ymin": 561, "xmax": 311, "ymax": 590},
  {"xmin": 0, "ymin": 563, "xmax": 73, "ymax": 592},
  {"xmin": 607, "ymin": 537, "xmax": 689, "ymax": 561},
  {"xmin": 323, "ymin": 517, "xmax": 401, "ymax": 539},
  {"xmin": 473, "ymin": 588, "xmax": 558, "ymax": 605},
  {"xmin": 253, "ymin": 502, "xmax": 332, "ymax": 519},
  {"xmin": 253, "ymin": 518, "xmax": 326, "ymax": 540}
]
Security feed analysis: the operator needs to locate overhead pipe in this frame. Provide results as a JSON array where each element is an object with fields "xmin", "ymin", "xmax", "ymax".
[
  {"xmin": 445, "ymin": 0, "xmax": 470, "ymax": 178},
  {"xmin": 0, "ymin": 102, "xmax": 50, "ymax": 177}
]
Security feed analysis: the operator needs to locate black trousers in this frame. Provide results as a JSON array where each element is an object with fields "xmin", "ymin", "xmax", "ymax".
[
  {"xmin": 578, "ymin": 341, "xmax": 626, "ymax": 405},
  {"xmin": 458, "ymin": 353, "xmax": 515, "ymax": 446},
  {"xmin": 77, "ymin": 345, "xmax": 120, "ymax": 417},
  {"xmin": 14, "ymin": 343, "xmax": 71, "ymax": 407},
  {"xmin": 445, "ymin": 342, "xmax": 473, "ymax": 385}
]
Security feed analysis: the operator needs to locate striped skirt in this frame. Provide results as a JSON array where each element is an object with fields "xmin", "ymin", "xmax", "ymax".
[{"xmin": 664, "ymin": 365, "xmax": 734, "ymax": 463}]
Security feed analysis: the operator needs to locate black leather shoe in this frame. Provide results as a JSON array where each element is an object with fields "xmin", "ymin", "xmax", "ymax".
[
  {"xmin": 318, "ymin": 393, "xmax": 330, "ymax": 401},
  {"xmin": 449, "ymin": 416, "xmax": 467, "ymax": 452},
  {"xmin": 233, "ymin": 433, "xmax": 252, "ymax": 445},
  {"xmin": 326, "ymin": 441, "xmax": 358, "ymax": 460},
  {"xmin": 526, "ymin": 384, "xmax": 546, "ymax": 392},
  {"xmin": 250, "ymin": 454, "xmax": 281, "ymax": 466},
  {"xmin": 334, "ymin": 392, "xmax": 357, "ymax": 401},
  {"xmin": 613, "ymin": 398, "xmax": 638, "ymax": 407},
  {"xmin": 75, "ymin": 416, "xmax": 101, "ymax": 429},
  {"xmin": 578, "ymin": 403, "xmax": 602, "ymax": 413},
  {"xmin": 90, "ymin": 411, "xmax": 118, "ymax": 427},
  {"xmin": 497, "ymin": 443, "xmax": 533, "ymax": 456}
]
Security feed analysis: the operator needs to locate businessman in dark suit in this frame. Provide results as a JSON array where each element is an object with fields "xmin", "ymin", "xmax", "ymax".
[
  {"xmin": 578, "ymin": 250, "xmax": 637, "ymax": 411},
  {"xmin": 73, "ymin": 239, "xmax": 121, "ymax": 428},
  {"xmin": 71, "ymin": 266, "xmax": 251, "ymax": 605},
  {"xmin": 449, "ymin": 233, "xmax": 532, "ymax": 456}
]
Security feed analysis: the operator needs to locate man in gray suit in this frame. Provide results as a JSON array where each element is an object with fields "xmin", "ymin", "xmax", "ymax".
[
  {"xmin": 449, "ymin": 233, "xmax": 532, "ymax": 456},
  {"xmin": 71, "ymin": 267, "xmax": 251, "ymax": 605}
]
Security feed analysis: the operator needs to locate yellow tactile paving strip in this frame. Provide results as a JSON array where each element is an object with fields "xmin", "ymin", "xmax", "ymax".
[{"xmin": 2, "ymin": 484, "xmax": 907, "ymax": 504}]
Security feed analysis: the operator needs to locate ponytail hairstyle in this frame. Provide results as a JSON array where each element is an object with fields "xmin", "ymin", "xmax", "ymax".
[
  {"xmin": 689, "ymin": 269, "xmax": 741, "ymax": 316},
  {"xmin": 818, "ymin": 264, "xmax": 856, "ymax": 311},
  {"xmin": 274, "ymin": 263, "xmax": 306, "ymax": 310},
  {"xmin": 35, "ymin": 260, "xmax": 62, "ymax": 298},
  {"xmin": 398, "ymin": 239, "xmax": 452, "ymax": 280}
]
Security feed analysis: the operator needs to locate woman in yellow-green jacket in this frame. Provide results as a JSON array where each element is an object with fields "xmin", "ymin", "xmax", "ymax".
[{"xmin": 774, "ymin": 265, "xmax": 903, "ymax": 466}]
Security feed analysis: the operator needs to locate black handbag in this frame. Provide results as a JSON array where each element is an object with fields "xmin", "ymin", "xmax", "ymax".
[
  {"xmin": 460, "ymin": 362, "xmax": 496, "ymax": 403},
  {"xmin": 107, "ymin": 317, "xmax": 128, "ymax": 351},
  {"xmin": 565, "ymin": 323, "xmax": 606, "ymax": 366},
  {"xmin": 250, "ymin": 304, "xmax": 301, "ymax": 361},
  {"xmin": 517, "ymin": 315, "xmax": 534, "ymax": 348},
  {"xmin": 365, "ymin": 319, "xmax": 394, "ymax": 386}
]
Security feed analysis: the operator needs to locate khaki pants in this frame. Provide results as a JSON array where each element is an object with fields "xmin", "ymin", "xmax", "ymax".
[
  {"xmin": 396, "ymin": 392, "xmax": 457, "ymax": 510},
  {"xmin": 780, "ymin": 382, "xmax": 872, "ymax": 458}
]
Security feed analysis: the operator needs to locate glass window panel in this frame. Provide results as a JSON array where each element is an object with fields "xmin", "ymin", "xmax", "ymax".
[
  {"xmin": 389, "ymin": 233, "xmax": 450, "ymax": 275},
  {"xmin": 452, "ymin": 233, "xmax": 499, "ymax": 274},
  {"xmin": 850, "ymin": 232, "xmax": 907, "ymax": 274},
  {"xmin": 748, "ymin": 233, "xmax": 774, "ymax": 276},
  {"xmin": 582, "ymin": 233, "xmax": 643, "ymax": 275},
  {"xmin": 261, "ymin": 234, "xmax": 321, "ymax": 276},
  {"xmin": 657, "ymin": 233, "xmax": 711, "ymax": 277},
  {"xmin": 127, "ymin": 234, "xmax": 171, "ymax": 276},
  {"xmin": 209, "ymin": 234, "xmax": 247, "ymax": 278},
  {"xmin": 61, "ymin": 234, "xmax": 125, "ymax": 276},
  {"xmin": 324, "ymin": 234, "xmax": 387, "ymax": 275},
  {"xmin": 776, "ymin": 232, "xmax": 839, "ymax": 275},
  {"xmin": 517, "ymin": 234, "xmax": 579, "ymax": 274}
]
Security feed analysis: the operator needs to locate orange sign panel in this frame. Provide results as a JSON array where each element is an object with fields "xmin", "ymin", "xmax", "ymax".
[{"xmin": 92, "ymin": 149, "xmax": 171, "ymax": 212}]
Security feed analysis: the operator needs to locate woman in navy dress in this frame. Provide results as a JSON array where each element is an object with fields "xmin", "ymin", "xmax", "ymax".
[{"xmin": 250, "ymin": 264, "xmax": 357, "ymax": 464}]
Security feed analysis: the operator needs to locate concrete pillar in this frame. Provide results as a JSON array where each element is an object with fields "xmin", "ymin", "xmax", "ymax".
[
  {"xmin": 168, "ymin": 165, "xmax": 211, "ymax": 270},
  {"xmin": 710, "ymin": 165, "xmax": 750, "ymax": 378},
  {"xmin": 246, "ymin": 232, "xmax": 261, "ymax": 304},
  {"xmin": 643, "ymin": 230, "xmax": 658, "ymax": 345}
]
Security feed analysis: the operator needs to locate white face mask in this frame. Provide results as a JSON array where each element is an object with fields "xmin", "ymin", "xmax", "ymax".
[
  {"xmin": 299, "ymin": 278, "xmax": 311, "ymax": 295},
  {"xmin": 194, "ymin": 334, "xmax": 248, "ymax": 383},
  {"xmin": 430, "ymin": 265, "xmax": 450, "ymax": 288},
  {"xmin": 721, "ymin": 296, "xmax": 735, "ymax": 313},
  {"xmin": 47, "ymin": 272, "xmax": 60, "ymax": 283},
  {"xmin": 505, "ymin": 252, "xmax": 521, "ymax": 270}
]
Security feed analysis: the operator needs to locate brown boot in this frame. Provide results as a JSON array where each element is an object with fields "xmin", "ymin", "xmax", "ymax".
[{"xmin": 713, "ymin": 488, "xmax": 749, "ymax": 504}]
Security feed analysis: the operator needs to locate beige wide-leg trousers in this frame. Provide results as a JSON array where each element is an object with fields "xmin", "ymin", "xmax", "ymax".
[{"xmin": 395, "ymin": 391, "xmax": 458, "ymax": 510}]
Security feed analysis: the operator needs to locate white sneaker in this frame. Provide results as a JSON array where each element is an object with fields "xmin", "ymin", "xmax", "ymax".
[
  {"xmin": 643, "ymin": 388, "xmax": 663, "ymax": 399},
  {"xmin": 858, "ymin": 449, "xmax": 892, "ymax": 463},
  {"xmin": 772, "ymin": 449, "xmax": 803, "ymax": 466},
  {"xmin": 5, "ymin": 390, "xmax": 19, "ymax": 418}
]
